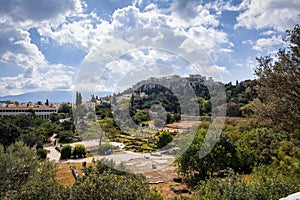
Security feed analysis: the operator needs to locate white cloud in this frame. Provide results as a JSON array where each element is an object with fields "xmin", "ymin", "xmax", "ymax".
[
  {"xmin": 184, "ymin": 26, "xmax": 232, "ymax": 59},
  {"xmin": 0, "ymin": 63, "xmax": 75, "ymax": 96},
  {"xmin": 171, "ymin": 0, "xmax": 202, "ymax": 20},
  {"xmin": 235, "ymin": 0, "xmax": 300, "ymax": 32},
  {"xmin": 219, "ymin": 48, "xmax": 233, "ymax": 53},
  {"xmin": 0, "ymin": 0, "xmax": 81, "ymax": 96},
  {"xmin": 260, "ymin": 30, "xmax": 277, "ymax": 36},
  {"xmin": 0, "ymin": 0, "xmax": 235, "ymax": 95},
  {"xmin": 0, "ymin": 28, "xmax": 47, "ymax": 69},
  {"xmin": 204, "ymin": 0, "xmax": 249, "ymax": 14},
  {"xmin": 207, "ymin": 64, "xmax": 229, "ymax": 74},
  {"xmin": 38, "ymin": 0, "xmax": 231, "ymax": 55},
  {"xmin": 252, "ymin": 35, "xmax": 284, "ymax": 53},
  {"xmin": 0, "ymin": 0, "xmax": 78, "ymax": 22},
  {"xmin": 242, "ymin": 39, "xmax": 253, "ymax": 45},
  {"xmin": 220, "ymin": 0, "xmax": 249, "ymax": 12}
]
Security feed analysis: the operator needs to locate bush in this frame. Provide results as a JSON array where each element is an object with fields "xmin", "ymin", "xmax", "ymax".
[
  {"xmin": 98, "ymin": 143, "xmax": 113, "ymax": 155},
  {"xmin": 57, "ymin": 130, "xmax": 75, "ymax": 143},
  {"xmin": 72, "ymin": 159, "xmax": 163, "ymax": 200},
  {"xmin": 195, "ymin": 166, "xmax": 300, "ymax": 200},
  {"xmin": 176, "ymin": 129, "xmax": 237, "ymax": 184},
  {"xmin": 72, "ymin": 144, "xmax": 87, "ymax": 158},
  {"xmin": 60, "ymin": 145, "xmax": 72, "ymax": 160},
  {"xmin": 156, "ymin": 131, "xmax": 172, "ymax": 149},
  {"xmin": 132, "ymin": 110, "xmax": 150, "ymax": 124},
  {"xmin": 37, "ymin": 148, "xmax": 47, "ymax": 159}
]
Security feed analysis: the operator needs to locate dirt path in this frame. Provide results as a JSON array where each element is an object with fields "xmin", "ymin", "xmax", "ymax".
[{"xmin": 44, "ymin": 138, "xmax": 175, "ymax": 174}]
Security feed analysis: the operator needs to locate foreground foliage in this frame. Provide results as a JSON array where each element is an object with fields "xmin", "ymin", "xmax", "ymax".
[
  {"xmin": 195, "ymin": 166, "xmax": 299, "ymax": 200},
  {"xmin": 255, "ymin": 25, "xmax": 300, "ymax": 132},
  {"xmin": 71, "ymin": 159, "xmax": 162, "ymax": 200},
  {"xmin": 0, "ymin": 142, "xmax": 68, "ymax": 199},
  {"xmin": 1, "ymin": 142, "xmax": 162, "ymax": 200}
]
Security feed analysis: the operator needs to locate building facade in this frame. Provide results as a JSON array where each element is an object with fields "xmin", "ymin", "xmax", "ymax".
[{"xmin": 0, "ymin": 107, "xmax": 58, "ymax": 120}]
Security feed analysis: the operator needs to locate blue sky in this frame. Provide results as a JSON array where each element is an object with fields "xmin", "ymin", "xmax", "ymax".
[{"xmin": 0, "ymin": 0, "xmax": 299, "ymax": 97}]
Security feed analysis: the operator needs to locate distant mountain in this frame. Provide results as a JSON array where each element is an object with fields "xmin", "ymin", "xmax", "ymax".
[{"xmin": 0, "ymin": 91, "xmax": 112, "ymax": 103}]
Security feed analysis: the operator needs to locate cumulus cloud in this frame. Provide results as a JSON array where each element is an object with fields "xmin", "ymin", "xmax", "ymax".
[
  {"xmin": 0, "ymin": 0, "xmax": 82, "ymax": 22},
  {"xmin": 0, "ymin": 63, "xmax": 75, "ymax": 96},
  {"xmin": 209, "ymin": 64, "xmax": 228, "ymax": 73},
  {"xmin": 0, "ymin": 0, "xmax": 82, "ymax": 96},
  {"xmin": 207, "ymin": 0, "xmax": 249, "ymax": 12},
  {"xmin": 235, "ymin": 0, "xmax": 300, "ymax": 31},
  {"xmin": 0, "ymin": 28, "xmax": 47, "ymax": 69},
  {"xmin": 252, "ymin": 35, "xmax": 284, "ymax": 53},
  {"xmin": 0, "ymin": 0, "xmax": 231, "ymax": 96},
  {"xmin": 37, "ymin": 0, "xmax": 231, "ymax": 55},
  {"xmin": 171, "ymin": 0, "xmax": 202, "ymax": 19},
  {"xmin": 260, "ymin": 30, "xmax": 277, "ymax": 36}
]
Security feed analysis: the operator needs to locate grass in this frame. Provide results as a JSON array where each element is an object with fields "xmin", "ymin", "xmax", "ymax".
[{"xmin": 55, "ymin": 162, "xmax": 93, "ymax": 186}]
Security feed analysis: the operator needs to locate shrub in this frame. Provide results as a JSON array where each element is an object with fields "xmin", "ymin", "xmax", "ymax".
[
  {"xmin": 98, "ymin": 143, "xmax": 114, "ymax": 155},
  {"xmin": 60, "ymin": 145, "xmax": 72, "ymax": 160},
  {"xmin": 72, "ymin": 144, "xmax": 87, "ymax": 158},
  {"xmin": 156, "ymin": 131, "xmax": 172, "ymax": 149},
  {"xmin": 57, "ymin": 130, "xmax": 75, "ymax": 143},
  {"xmin": 72, "ymin": 159, "xmax": 163, "ymax": 200},
  {"xmin": 37, "ymin": 148, "xmax": 47, "ymax": 159},
  {"xmin": 195, "ymin": 166, "xmax": 300, "ymax": 200}
]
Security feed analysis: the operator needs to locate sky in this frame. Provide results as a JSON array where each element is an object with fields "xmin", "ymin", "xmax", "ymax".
[{"xmin": 0, "ymin": 0, "xmax": 299, "ymax": 98}]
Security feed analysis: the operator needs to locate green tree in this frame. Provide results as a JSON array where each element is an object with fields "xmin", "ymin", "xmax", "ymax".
[
  {"xmin": 0, "ymin": 118, "xmax": 21, "ymax": 147},
  {"xmin": 156, "ymin": 131, "xmax": 173, "ymax": 149},
  {"xmin": 75, "ymin": 92, "xmax": 82, "ymax": 106},
  {"xmin": 58, "ymin": 103, "xmax": 72, "ymax": 114},
  {"xmin": 73, "ymin": 104, "xmax": 88, "ymax": 120},
  {"xmin": 132, "ymin": 110, "xmax": 150, "ymax": 124},
  {"xmin": 236, "ymin": 128, "xmax": 286, "ymax": 173},
  {"xmin": 60, "ymin": 120, "xmax": 74, "ymax": 131},
  {"xmin": 0, "ymin": 142, "xmax": 69, "ymax": 199},
  {"xmin": 272, "ymin": 140, "xmax": 300, "ymax": 177},
  {"xmin": 226, "ymin": 102, "xmax": 241, "ymax": 117},
  {"xmin": 95, "ymin": 104, "xmax": 113, "ymax": 119},
  {"xmin": 98, "ymin": 117, "xmax": 120, "ymax": 138},
  {"xmin": 72, "ymin": 144, "xmax": 87, "ymax": 158},
  {"xmin": 60, "ymin": 145, "xmax": 72, "ymax": 160},
  {"xmin": 165, "ymin": 112, "xmax": 176, "ymax": 124},
  {"xmin": 195, "ymin": 166, "xmax": 299, "ymax": 200},
  {"xmin": 177, "ymin": 128, "xmax": 237, "ymax": 185},
  {"xmin": 0, "ymin": 142, "xmax": 68, "ymax": 199},
  {"xmin": 36, "ymin": 148, "xmax": 47, "ymax": 159},
  {"xmin": 98, "ymin": 143, "xmax": 114, "ymax": 155},
  {"xmin": 87, "ymin": 111, "xmax": 96, "ymax": 121},
  {"xmin": 71, "ymin": 159, "xmax": 163, "ymax": 200},
  {"xmin": 255, "ymin": 25, "xmax": 300, "ymax": 131},
  {"xmin": 91, "ymin": 94, "xmax": 96, "ymax": 102}
]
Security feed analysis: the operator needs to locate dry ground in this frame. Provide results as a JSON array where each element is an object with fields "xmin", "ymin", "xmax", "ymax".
[{"xmin": 55, "ymin": 161, "xmax": 193, "ymax": 199}]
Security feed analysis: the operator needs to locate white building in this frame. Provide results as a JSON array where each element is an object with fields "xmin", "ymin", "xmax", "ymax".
[{"xmin": 0, "ymin": 107, "xmax": 58, "ymax": 120}]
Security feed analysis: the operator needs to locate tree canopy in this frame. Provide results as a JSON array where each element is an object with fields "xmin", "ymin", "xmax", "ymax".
[{"xmin": 255, "ymin": 25, "xmax": 300, "ymax": 131}]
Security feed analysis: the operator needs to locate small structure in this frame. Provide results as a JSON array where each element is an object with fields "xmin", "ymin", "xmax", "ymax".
[{"xmin": 70, "ymin": 166, "xmax": 79, "ymax": 180}]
